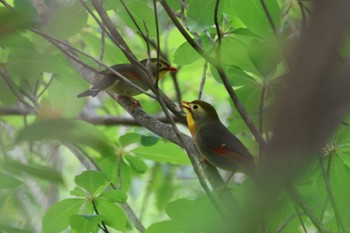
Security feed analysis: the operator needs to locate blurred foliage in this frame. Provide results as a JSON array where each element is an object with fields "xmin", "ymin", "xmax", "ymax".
[{"xmin": 0, "ymin": 0, "xmax": 349, "ymax": 233}]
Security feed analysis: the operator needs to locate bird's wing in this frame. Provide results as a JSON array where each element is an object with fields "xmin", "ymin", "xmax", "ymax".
[
  {"xmin": 200, "ymin": 123, "xmax": 254, "ymax": 169},
  {"xmin": 101, "ymin": 64, "xmax": 142, "ymax": 80}
]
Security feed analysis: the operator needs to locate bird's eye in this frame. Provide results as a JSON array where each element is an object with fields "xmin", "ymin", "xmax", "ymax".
[
  {"xmin": 193, "ymin": 104, "xmax": 198, "ymax": 110},
  {"xmin": 157, "ymin": 63, "xmax": 162, "ymax": 67}
]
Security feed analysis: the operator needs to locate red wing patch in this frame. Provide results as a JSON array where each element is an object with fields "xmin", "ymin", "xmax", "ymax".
[
  {"xmin": 211, "ymin": 144, "xmax": 252, "ymax": 166},
  {"xmin": 121, "ymin": 71, "xmax": 141, "ymax": 80}
]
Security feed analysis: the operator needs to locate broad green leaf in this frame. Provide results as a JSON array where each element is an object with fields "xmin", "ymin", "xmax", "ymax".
[
  {"xmin": 0, "ymin": 7, "xmax": 32, "ymax": 38},
  {"xmin": 229, "ymin": 0, "xmax": 280, "ymax": 38},
  {"xmin": 115, "ymin": 0, "xmax": 156, "ymax": 38},
  {"xmin": 47, "ymin": 71, "xmax": 87, "ymax": 118},
  {"xmin": 173, "ymin": 36, "xmax": 211, "ymax": 65},
  {"xmin": 119, "ymin": 133, "xmax": 141, "ymax": 147},
  {"xmin": 0, "ymin": 172, "xmax": 22, "ymax": 189},
  {"xmin": 6, "ymin": 161, "xmax": 63, "ymax": 183},
  {"xmin": 166, "ymin": 199, "xmax": 194, "ymax": 224},
  {"xmin": 69, "ymin": 215, "xmax": 103, "ymax": 233},
  {"xmin": 98, "ymin": 156, "xmax": 132, "ymax": 192},
  {"xmin": 0, "ymin": 224, "xmax": 32, "ymax": 233},
  {"xmin": 210, "ymin": 64, "xmax": 256, "ymax": 87},
  {"xmin": 187, "ymin": 0, "xmax": 223, "ymax": 33},
  {"xmin": 99, "ymin": 190, "xmax": 128, "ymax": 203},
  {"xmin": 70, "ymin": 187, "xmax": 88, "ymax": 197},
  {"xmin": 95, "ymin": 199, "xmax": 127, "ymax": 231},
  {"xmin": 235, "ymin": 84, "xmax": 262, "ymax": 113},
  {"xmin": 145, "ymin": 220, "xmax": 183, "ymax": 233},
  {"xmin": 42, "ymin": 198, "xmax": 85, "ymax": 233},
  {"xmin": 329, "ymin": 154, "xmax": 350, "ymax": 231},
  {"xmin": 74, "ymin": 170, "xmax": 108, "ymax": 195},
  {"xmin": 41, "ymin": 2, "xmax": 88, "ymax": 39},
  {"xmin": 248, "ymin": 39, "xmax": 282, "ymax": 77},
  {"xmin": 16, "ymin": 119, "xmax": 115, "ymax": 157},
  {"xmin": 132, "ymin": 141, "xmax": 190, "ymax": 165},
  {"xmin": 125, "ymin": 155, "xmax": 148, "ymax": 174},
  {"xmin": 220, "ymin": 37, "xmax": 258, "ymax": 75},
  {"xmin": 141, "ymin": 135, "xmax": 159, "ymax": 146}
]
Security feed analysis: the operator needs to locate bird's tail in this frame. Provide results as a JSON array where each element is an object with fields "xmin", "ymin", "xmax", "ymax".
[{"xmin": 77, "ymin": 89, "xmax": 99, "ymax": 98}]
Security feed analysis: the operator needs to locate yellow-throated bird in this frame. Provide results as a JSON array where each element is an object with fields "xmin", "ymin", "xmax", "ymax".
[
  {"xmin": 77, "ymin": 58, "xmax": 177, "ymax": 99},
  {"xmin": 181, "ymin": 100, "xmax": 255, "ymax": 175}
]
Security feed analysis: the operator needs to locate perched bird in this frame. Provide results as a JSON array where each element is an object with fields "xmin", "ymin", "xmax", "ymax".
[
  {"xmin": 77, "ymin": 58, "xmax": 177, "ymax": 99},
  {"xmin": 181, "ymin": 100, "xmax": 255, "ymax": 175}
]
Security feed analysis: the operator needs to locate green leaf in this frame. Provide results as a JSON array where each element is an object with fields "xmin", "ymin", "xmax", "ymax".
[
  {"xmin": 0, "ymin": 224, "xmax": 32, "ymax": 233},
  {"xmin": 229, "ymin": 0, "xmax": 280, "ymax": 38},
  {"xmin": 119, "ymin": 133, "xmax": 141, "ymax": 147},
  {"xmin": 41, "ymin": 2, "xmax": 88, "ymax": 39},
  {"xmin": 329, "ymin": 154, "xmax": 350, "ymax": 231},
  {"xmin": 248, "ymin": 39, "xmax": 282, "ymax": 76},
  {"xmin": 70, "ymin": 187, "xmax": 88, "ymax": 197},
  {"xmin": 166, "ymin": 199, "xmax": 194, "ymax": 224},
  {"xmin": 141, "ymin": 135, "xmax": 160, "ymax": 146},
  {"xmin": 6, "ymin": 161, "xmax": 63, "ymax": 183},
  {"xmin": 125, "ymin": 155, "xmax": 148, "ymax": 174},
  {"xmin": 210, "ymin": 64, "xmax": 257, "ymax": 87},
  {"xmin": 95, "ymin": 199, "xmax": 127, "ymax": 231},
  {"xmin": 74, "ymin": 170, "xmax": 108, "ymax": 195},
  {"xmin": 98, "ymin": 156, "xmax": 132, "ymax": 192},
  {"xmin": 220, "ymin": 37, "xmax": 259, "ymax": 75},
  {"xmin": 42, "ymin": 198, "xmax": 85, "ymax": 233},
  {"xmin": 16, "ymin": 119, "xmax": 115, "ymax": 157},
  {"xmin": 132, "ymin": 141, "xmax": 190, "ymax": 165},
  {"xmin": 145, "ymin": 220, "xmax": 183, "ymax": 233},
  {"xmin": 99, "ymin": 190, "xmax": 128, "ymax": 203},
  {"xmin": 115, "ymin": 0, "xmax": 156, "ymax": 38},
  {"xmin": 69, "ymin": 215, "xmax": 103, "ymax": 233},
  {"xmin": 173, "ymin": 36, "xmax": 211, "ymax": 65},
  {"xmin": 0, "ymin": 172, "xmax": 22, "ymax": 189},
  {"xmin": 187, "ymin": 0, "xmax": 223, "ymax": 33}
]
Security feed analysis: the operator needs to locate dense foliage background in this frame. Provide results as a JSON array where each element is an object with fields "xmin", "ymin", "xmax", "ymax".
[{"xmin": 1, "ymin": 0, "xmax": 350, "ymax": 232}]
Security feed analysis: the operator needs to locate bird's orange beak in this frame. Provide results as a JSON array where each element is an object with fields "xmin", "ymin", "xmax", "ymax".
[
  {"xmin": 181, "ymin": 101, "xmax": 191, "ymax": 111},
  {"xmin": 167, "ymin": 66, "xmax": 177, "ymax": 72}
]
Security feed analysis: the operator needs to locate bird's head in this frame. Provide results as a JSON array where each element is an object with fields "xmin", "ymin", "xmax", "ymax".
[
  {"xmin": 140, "ymin": 58, "xmax": 177, "ymax": 80},
  {"xmin": 181, "ymin": 100, "xmax": 220, "ymax": 136}
]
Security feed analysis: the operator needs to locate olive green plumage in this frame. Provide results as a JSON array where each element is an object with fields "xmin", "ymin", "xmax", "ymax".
[{"xmin": 182, "ymin": 100, "xmax": 254, "ymax": 173}]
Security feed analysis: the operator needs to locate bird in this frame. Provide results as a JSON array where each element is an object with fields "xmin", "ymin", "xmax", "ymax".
[
  {"xmin": 181, "ymin": 100, "xmax": 255, "ymax": 176},
  {"xmin": 77, "ymin": 58, "xmax": 177, "ymax": 101}
]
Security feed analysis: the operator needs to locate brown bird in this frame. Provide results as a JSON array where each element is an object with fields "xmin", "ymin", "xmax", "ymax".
[{"xmin": 77, "ymin": 58, "xmax": 177, "ymax": 100}]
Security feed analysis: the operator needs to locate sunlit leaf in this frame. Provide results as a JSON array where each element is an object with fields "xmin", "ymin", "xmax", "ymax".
[
  {"xmin": 98, "ymin": 190, "xmax": 128, "ymax": 203},
  {"xmin": 119, "ymin": 133, "xmax": 141, "ymax": 147},
  {"xmin": 145, "ymin": 220, "xmax": 183, "ymax": 233},
  {"xmin": 42, "ymin": 198, "xmax": 85, "ymax": 233},
  {"xmin": 132, "ymin": 141, "xmax": 190, "ymax": 165},
  {"xmin": 95, "ymin": 199, "xmax": 127, "ymax": 231},
  {"xmin": 74, "ymin": 170, "xmax": 108, "ymax": 195},
  {"xmin": 125, "ymin": 155, "xmax": 148, "ymax": 174},
  {"xmin": 69, "ymin": 214, "xmax": 103, "ymax": 233},
  {"xmin": 228, "ymin": 0, "xmax": 280, "ymax": 38}
]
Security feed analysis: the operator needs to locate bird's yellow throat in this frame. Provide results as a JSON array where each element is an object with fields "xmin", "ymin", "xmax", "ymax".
[{"xmin": 184, "ymin": 109, "xmax": 196, "ymax": 137}]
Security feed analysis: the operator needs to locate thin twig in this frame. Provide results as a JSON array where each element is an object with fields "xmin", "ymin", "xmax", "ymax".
[
  {"xmin": 317, "ymin": 153, "xmax": 345, "ymax": 233},
  {"xmin": 91, "ymin": 199, "xmax": 110, "ymax": 233},
  {"xmin": 290, "ymin": 196, "xmax": 308, "ymax": 233},
  {"xmin": 198, "ymin": 61, "xmax": 208, "ymax": 99},
  {"xmin": 260, "ymin": 0, "xmax": 277, "ymax": 35},
  {"xmin": 37, "ymin": 75, "xmax": 55, "ymax": 98},
  {"xmin": 287, "ymin": 187, "xmax": 330, "ymax": 233}
]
